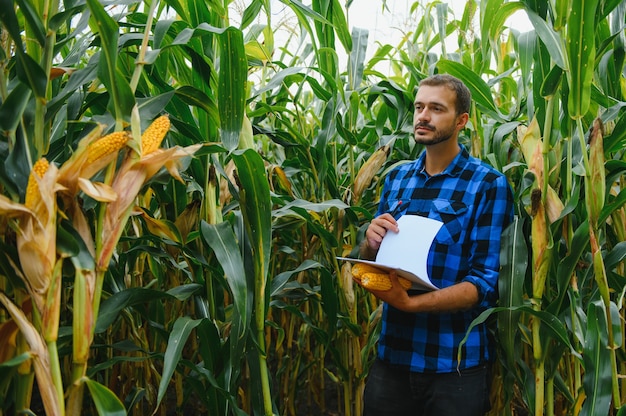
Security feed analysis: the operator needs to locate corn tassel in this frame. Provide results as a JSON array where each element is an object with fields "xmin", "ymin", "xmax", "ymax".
[
  {"xmin": 351, "ymin": 263, "xmax": 412, "ymax": 291},
  {"xmin": 141, "ymin": 115, "xmax": 170, "ymax": 155},
  {"xmin": 86, "ymin": 131, "xmax": 130, "ymax": 164}
]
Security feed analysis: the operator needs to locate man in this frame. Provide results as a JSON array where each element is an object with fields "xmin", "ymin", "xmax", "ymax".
[{"xmin": 358, "ymin": 74, "xmax": 514, "ymax": 416}]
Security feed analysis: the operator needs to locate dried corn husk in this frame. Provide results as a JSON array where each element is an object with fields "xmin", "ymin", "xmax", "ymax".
[{"xmin": 353, "ymin": 145, "xmax": 389, "ymax": 204}]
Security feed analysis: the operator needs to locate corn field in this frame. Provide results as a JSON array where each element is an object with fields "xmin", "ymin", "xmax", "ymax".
[{"xmin": 0, "ymin": 0, "xmax": 625, "ymax": 415}]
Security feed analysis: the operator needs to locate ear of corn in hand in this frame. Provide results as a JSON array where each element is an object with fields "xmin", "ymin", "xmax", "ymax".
[{"xmin": 351, "ymin": 263, "xmax": 412, "ymax": 291}]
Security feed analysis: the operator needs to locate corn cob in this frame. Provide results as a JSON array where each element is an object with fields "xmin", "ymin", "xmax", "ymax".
[
  {"xmin": 25, "ymin": 158, "xmax": 50, "ymax": 209},
  {"xmin": 86, "ymin": 131, "xmax": 130, "ymax": 164},
  {"xmin": 351, "ymin": 262, "xmax": 383, "ymax": 279},
  {"xmin": 351, "ymin": 263, "xmax": 412, "ymax": 291},
  {"xmin": 586, "ymin": 117, "xmax": 605, "ymax": 229},
  {"xmin": 341, "ymin": 263, "xmax": 355, "ymax": 311},
  {"xmin": 141, "ymin": 115, "xmax": 170, "ymax": 155},
  {"xmin": 352, "ymin": 145, "xmax": 389, "ymax": 204}
]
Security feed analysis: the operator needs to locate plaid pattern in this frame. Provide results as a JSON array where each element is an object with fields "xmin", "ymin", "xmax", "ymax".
[{"xmin": 375, "ymin": 145, "xmax": 514, "ymax": 373}]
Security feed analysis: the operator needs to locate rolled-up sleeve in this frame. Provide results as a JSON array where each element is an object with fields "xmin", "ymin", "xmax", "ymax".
[{"xmin": 462, "ymin": 174, "xmax": 514, "ymax": 309}]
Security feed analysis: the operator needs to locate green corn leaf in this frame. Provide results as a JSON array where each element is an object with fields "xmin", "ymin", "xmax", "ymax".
[
  {"xmin": 271, "ymin": 259, "xmax": 323, "ymax": 296},
  {"xmin": 155, "ymin": 316, "xmax": 205, "ymax": 412},
  {"xmin": 231, "ymin": 149, "xmax": 273, "ymax": 413},
  {"xmin": 460, "ymin": 304, "xmax": 576, "ymax": 362},
  {"xmin": 330, "ymin": 0, "xmax": 352, "ymax": 52},
  {"xmin": 241, "ymin": 0, "xmax": 263, "ymax": 30},
  {"xmin": 95, "ymin": 288, "xmax": 176, "ymax": 333},
  {"xmin": 554, "ymin": 0, "xmax": 570, "ymax": 30},
  {"xmin": 200, "ymin": 220, "xmax": 249, "ymax": 329},
  {"xmin": 0, "ymin": 0, "xmax": 25, "ymax": 51},
  {"xmin": 497, "ymin": 218, "xmax": 528, "ymax": 371},
  {"xmin": 86, "ymin": 0, "xmax": 135, "ymax": 121},
  {"xmin": 488, "ymin": 1, "xmax": 524, "ymax": 48},
  {"xmin": 319, "ymin": 267, "xmax": 338, "ymax": 339},
  {"xmin": 15, "ymin": 0, "xmax": 46, "ymax": 46},
  {"xmin": 15, "ymin": 53, "xmax": 47, "ymax": 99},
  {"xmin": 526, "ymin": 9, "xmax": 566, "ymax": 70},
  {"xmin": 0, "ymin": 83, "xmax": 32, "ymax": 132},
  {"xmin": 0, "ymin": 0, "xmax": 47, "ymax": 98},
  {"xmin": 348, "ymin": 27, "xmax": 368, "ymax": 90},
  {"xmin": 218, "ymin": 27, "xmax": 247, "ymax": 151},
  {"xmin": 567, "ymin": 0, "xmax": 599, "ymax": 119},
  {"xmin": 605, "ymin": 112, "xmax": 626, "ymax": 154},
  {"xmin": 232, "ymin": 149, "xmax": 272, "ymax": 288},
  {"xmin": 599, "ymin": 0, "xmax": 624, "ymax": 19},
  {"xmin": 540, "ymin": 65, "xmax": 564, "ymax": 98},
  {"xmin": 516, "ymin": 31, "xmax": 536, "ymax": 86},
  {"xmin": 435, "ymin": 3, "xmax": 448, "ymax": 54},
  {"xmin": 436, "ymin": 59, "xmax": 504, "ymax": 121},
  {"xmin": 175, "ymin": 86, "xmax": 219, "ymax": 124},
  {"xmin": 85, "ymin": 379, "xmax": 126, "ymax": 416},
  {"xmin": 580, "ymin": 301, "xmax": 613, "ymax": 416}
]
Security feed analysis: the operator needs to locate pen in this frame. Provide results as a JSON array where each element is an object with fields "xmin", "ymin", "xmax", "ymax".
[{"xmin": 388, "ymin": 200, "xmax": 404, "ymax": 219}]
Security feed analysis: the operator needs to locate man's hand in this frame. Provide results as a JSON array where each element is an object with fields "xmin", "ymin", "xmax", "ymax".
[
  {"xmin": 360, "ymin": 213, "xmax": 399, "ymax": 259},
  {"xmin": 361, "ymin": 271, "xmax": 480, "ymax": 314},
  {"xmin": 363, "ymin": 270, "xmax": 412, "ymax": 310}
]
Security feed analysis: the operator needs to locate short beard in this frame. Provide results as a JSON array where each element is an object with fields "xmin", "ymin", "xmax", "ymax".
[{"xmin": 413, "ymin": 123, "xmax": 456, "ymax": 146}]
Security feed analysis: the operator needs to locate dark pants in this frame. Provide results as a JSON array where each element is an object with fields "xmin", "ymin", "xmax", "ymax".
[{"xmin": 362, "ymin": 359, "xmax": 491, "ymax": 416}]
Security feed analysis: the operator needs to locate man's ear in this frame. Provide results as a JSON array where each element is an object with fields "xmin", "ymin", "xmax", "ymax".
[{"xmin": 456, "ymin": 112, "xmax": 469, "ymax": 129}]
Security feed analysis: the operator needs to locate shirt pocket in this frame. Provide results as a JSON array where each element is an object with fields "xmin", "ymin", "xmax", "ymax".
[{"xmin": 430, "ymin": 199, "xmax": 469, "ymax": 244}]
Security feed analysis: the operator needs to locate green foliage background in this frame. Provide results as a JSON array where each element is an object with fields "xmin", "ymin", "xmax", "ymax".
[{"xmin": 1, "ymin": 1, "xmax": 626, "ymax": 415}]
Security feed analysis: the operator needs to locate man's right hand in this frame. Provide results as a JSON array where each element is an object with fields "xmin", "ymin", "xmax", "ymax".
[{"xmin": 361, "ymin": 213, "xmax": 399, "ymax": 259}]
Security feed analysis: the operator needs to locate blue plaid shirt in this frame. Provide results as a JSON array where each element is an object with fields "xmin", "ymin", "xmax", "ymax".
[{"xmin": 375, "ymin": 145, "xmax": 514, "ymax": 373}]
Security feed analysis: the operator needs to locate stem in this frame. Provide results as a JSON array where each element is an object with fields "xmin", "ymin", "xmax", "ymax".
[
  {"xmin": 15, "ymin": 335, "xmax": 35, "ymax": 413},
  {"xmin": 256, "ymin": 318, "xmax": 274, "ymax": 415},
  {"xmin": 33, "ymin": 0, "xmax": 60, "ymax": 158},
  {"xmin": 129, "ymin": 0, "xmax": 159, "ymax": 92},
  {"xmin": 47, "ymin": 341, "xmax": 66, "ymax": 416},
  {"xmin": 570, "ymin": 282, "xmax": 582, "ymax": 394},
  {"xmin": 546, "ymin": 376, "xmax": 554, "ymax": 416},
  {"xmin": 590, "ymin": 219, "xmax": 620, "ymax": 408},
  {"xmin": 66, "ymin": 380, "xmax": 85, "ymax": 416},
  {"xmin": 532, "ymin": 304, "xmax": 544, "ymax": 416}
]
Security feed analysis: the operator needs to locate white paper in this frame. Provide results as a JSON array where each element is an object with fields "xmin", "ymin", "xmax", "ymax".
[{"xmin": 338, "ymin": 215, "xmax": 443, "ymax": 291}]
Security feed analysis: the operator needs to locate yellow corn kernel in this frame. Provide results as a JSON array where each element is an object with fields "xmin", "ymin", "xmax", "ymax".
[
  {"xmin": 86, "ymin": 131, "xmax": 130, "ymax": 164},
  {"xmin": 141, "ymin": 115, "xmax": 170, "ymax": 155},
  {"xmin": 361, "ymin": 272, "xmax": 412, "ymax": 291},
  {"xmin": 351, "ymin": 262, "xmax": 384, "ymax": 279},
  {"xmin": 25, "ymin": 158, "xmax": 50, "ymax": 209},
  {"xmin": 351, "ymin": 263, "xmax": 412, "ymax": 291},
  {"xmin": 361, "ymin": 272, "xmax": 393, "ymax": 290}
]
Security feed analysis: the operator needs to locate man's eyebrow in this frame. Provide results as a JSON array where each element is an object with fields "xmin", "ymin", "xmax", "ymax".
[{"xmin": 414, "ymin": 100, "xmax": 449, "ymax": 109}]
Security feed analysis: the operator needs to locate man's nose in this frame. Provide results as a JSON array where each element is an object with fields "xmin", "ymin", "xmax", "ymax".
[{"xmin": 416, "ymin": 108, "xmax": 430, "ymax": 122}]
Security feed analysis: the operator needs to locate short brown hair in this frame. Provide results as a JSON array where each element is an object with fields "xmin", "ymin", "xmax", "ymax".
[{"xmin": 419, "ymin": 74, "xmax": 471, "ymax": 116}]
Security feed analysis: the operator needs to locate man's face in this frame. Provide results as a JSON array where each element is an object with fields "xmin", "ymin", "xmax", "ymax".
[{"xmin": 413, "ymin": 85, "xmax": 466, "ymax": 146}]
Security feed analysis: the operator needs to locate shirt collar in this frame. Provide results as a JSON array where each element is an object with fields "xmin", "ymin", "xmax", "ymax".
[{"xmin": 415, "ymin": 144, "xmax": 469, "ymax": 177}]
